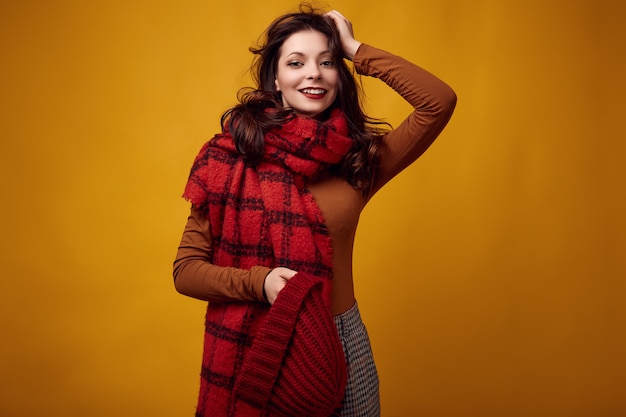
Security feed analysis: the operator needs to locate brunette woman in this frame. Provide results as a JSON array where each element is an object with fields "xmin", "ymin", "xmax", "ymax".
[{"xmin": 174, "ymin": 6, "xmax": 456, "ymax": 417}]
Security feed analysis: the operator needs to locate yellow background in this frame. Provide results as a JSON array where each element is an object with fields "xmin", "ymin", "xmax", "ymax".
[{"xmin": 1, "ymin": 0, "xmax": 624, "ymax": 416}]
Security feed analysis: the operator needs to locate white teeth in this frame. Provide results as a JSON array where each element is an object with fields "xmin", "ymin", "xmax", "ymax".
[{"xmin": 301, "ymin": 88, "xmax": 325, "ymax": 94}]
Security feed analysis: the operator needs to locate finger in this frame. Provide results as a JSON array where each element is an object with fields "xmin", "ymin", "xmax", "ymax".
[
  {"xmin": 328, "ymin": 10, "xmax": 347, "ymax": 21},
  {"xmin": 281, "ymin": 269, "xmax": 298, "ymax": 280},
  {"xmin": 324, "ymin": 10, "xmax": 343, "ymax": 25},
  {"xmin": 325, "ymin": 10, "xmax": 354, "ymax": 38},
  {"xmin": 329, "ymin": 10, "xmax": 351, "ymax": 27}
]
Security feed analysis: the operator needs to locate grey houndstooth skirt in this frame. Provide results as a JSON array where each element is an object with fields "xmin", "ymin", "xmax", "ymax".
[{"xmin": 333, "ymin": 302, "xmax": 380, "ymax": 417}]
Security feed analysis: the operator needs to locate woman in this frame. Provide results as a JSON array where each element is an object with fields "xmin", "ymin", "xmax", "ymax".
[{"xmin": 174, "ymin": 6, "xmax": 456, "ymax": 417}]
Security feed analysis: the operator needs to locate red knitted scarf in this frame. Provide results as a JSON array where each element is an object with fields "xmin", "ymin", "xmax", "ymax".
[{"xmin": 183, "ymin": 109, "xmax": 352, "ymax": 417}]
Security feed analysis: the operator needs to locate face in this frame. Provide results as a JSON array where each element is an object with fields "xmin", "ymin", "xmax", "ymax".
[{"xmin": 274, "ymin": 30, "xmax": 339, "ymax": 119}]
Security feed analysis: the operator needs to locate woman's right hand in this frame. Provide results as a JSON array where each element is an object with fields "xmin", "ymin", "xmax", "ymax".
[{"xmin": 264, "ymin": 267, "xmax": 298, "ymax": 304}]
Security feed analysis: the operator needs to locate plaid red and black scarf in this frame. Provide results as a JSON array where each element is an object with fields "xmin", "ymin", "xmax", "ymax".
[{"xmin": 183, "ymin": 108, "xmax": 353, "ymax": 417}]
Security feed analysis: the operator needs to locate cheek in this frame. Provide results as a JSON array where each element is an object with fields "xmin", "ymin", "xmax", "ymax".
[
  {"xmin": 275, "ymin": 72, "xmax": 294, "ymax": 92},
  {"xmin": 328, "ymin": 71, "xmax": 339, "ymax": 89},
  {"xmin": 329, "ymin": 74, "xmax": 340, "ymax": 99}
]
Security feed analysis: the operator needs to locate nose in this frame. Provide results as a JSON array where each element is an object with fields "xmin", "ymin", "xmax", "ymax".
[{"xmin": 306, "ymin": 64, "xmax": 321, "ymax": 79}]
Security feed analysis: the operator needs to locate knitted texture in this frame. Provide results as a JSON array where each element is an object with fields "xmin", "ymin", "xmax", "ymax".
[
  {"xmin": 183, "ymin": 109, "xmax": 352, "ymax": 417},
  {"xmin": 234, "ymin": 273, "xmax": 346, "ymax": 417}
]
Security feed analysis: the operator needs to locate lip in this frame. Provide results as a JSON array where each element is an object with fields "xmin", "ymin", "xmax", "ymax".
[{"xmin": 299, "ymin": 87, "xmax": 327, "ymax": 99}]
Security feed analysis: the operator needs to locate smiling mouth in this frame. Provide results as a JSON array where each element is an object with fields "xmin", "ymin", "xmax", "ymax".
[{"xmin": 299, "ymin": 88, "xmax": 327, "ymax": 97}]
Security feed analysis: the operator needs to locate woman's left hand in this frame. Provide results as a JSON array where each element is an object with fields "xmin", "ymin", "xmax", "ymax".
[{"xmin": 325, "ymin": 10, "xmax": 362, "ymax": 61}]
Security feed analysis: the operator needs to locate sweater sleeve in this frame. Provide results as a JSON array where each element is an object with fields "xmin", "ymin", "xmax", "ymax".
[
  {"xmin": 173, "ymin": 207, "xmax": 272, "ymax": 303},
  {"xmin": 353, "ymin": 44, "xmax": 457, "ymax": 198}
]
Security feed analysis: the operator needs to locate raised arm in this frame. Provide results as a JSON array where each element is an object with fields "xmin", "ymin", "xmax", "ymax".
[
  {"xmin": 327, "ymin": 10, "xmax": 456, "ymax": 197},
  {"xmin": 355, "ymin": 44, "xmax": 457, "ymax": 197}
]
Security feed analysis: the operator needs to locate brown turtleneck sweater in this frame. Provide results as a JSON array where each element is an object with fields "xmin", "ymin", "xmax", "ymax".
[{"xmin": 173, "ymin": 44, "xmax": 456, "ymax": 315}]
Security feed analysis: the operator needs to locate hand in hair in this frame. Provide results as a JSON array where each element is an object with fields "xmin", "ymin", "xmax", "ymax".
[{"xmin": 325, "ymin": 10, "xmax": 362, "ymax": 61}]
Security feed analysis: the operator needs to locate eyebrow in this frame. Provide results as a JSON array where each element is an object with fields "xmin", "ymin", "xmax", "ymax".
[{"xmin": 285, "ymin": 50, "xmax": 332, "ymax": 58}]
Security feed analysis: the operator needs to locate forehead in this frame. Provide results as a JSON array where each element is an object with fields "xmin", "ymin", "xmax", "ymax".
[{"xmin": 280, "ymin": 30, "xmax": 330, "ymax": 56}]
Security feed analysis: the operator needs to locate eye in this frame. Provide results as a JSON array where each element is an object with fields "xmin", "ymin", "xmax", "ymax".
[
  {"xmin": 321, "ymin": 60, "xmax": 335, "ymax": 67},
  {"xmin": 287, "ymin": 61, "xmax": 303, "ymax": 67}
]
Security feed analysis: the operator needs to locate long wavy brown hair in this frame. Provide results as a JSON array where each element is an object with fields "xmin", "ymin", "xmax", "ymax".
[{"xmin": 221, "ymin": 4, "xmax": 388, "ymax": 195}]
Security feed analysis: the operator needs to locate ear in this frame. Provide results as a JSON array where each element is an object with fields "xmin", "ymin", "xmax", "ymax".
[{"xmin": 275, "ymin": 79, "xmax": 280, "ymax": 92}]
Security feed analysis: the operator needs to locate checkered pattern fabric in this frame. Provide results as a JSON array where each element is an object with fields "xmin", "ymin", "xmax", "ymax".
[
  {"xmin": 334, "ymin": 303, "xmax": 381, "ymax": 417},
  {"xmin": 183, "ymin": 109, "xmax": 353, "ymax": 417}
]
